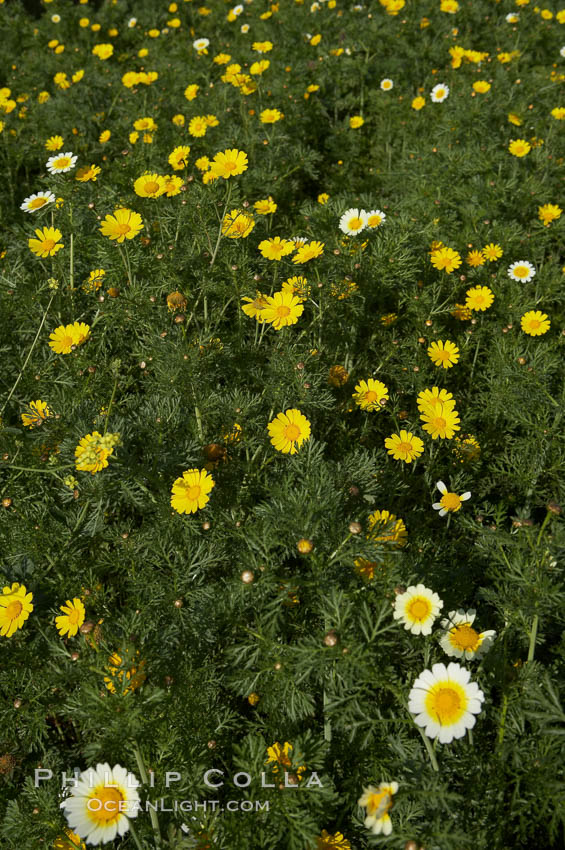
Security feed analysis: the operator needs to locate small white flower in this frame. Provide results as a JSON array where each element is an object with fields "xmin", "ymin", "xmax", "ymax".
[
  {"xmin": 193, "ymin": 38, "xmax": 210, "ymax": 51},
  {"xmin": 241, "ymin": 23, "xmax": 250, "ymax": 33},
  {"xmin": 61, "ymin": 763, "xmax": 140, "ymax": 844},
  {"xmin": 430, "ymin": 83, "xmax": 449, "ymax": 103},
  {"xmin": 233, "ymin": 3, "xmax": 244, "ymax": 14},
  {"xmin": 506, "ymin": 13, "xmax": 519, "ymax": 23},
  {"xmin": 311, "ymin": 2, "xmax": 321, "ymax": 10},
  {"xmin": 358, "ymin": 782, "xmax": 399, "ymax": 835},
  {"xmin": 46, "ymin": 152, "xmax": 77, "ymax": 175},
  {"xmin": 507, "ymin": 260, "xmax": 536, "ymax": 282},
  {"xmin": 365, "ymin": 209, "xmax": 386, "ymax": 228},
  {"xmin": 432, "ymin": 480, "xmax": 471, "ymax": 517},
  {"xmin": 560, "ymin": 46, "xmax": 565, "ymax": 58},
  {"xmin": 128, "ymin": 17, "xmax": 137, "ymax": 28},
  {"xmin": 51, "ymin": 14, "xmax": 61, "ymax": 23},
  {"xmin": 408, "ymin": 662, "xmax": 485, "ymax": 743},
  {"xmin": 393, "ymin": 584, "xmax": 443, "ymax": 636},
  {"xmin": 339, "ymin": 208, "xmax": 368, "ymax": 236},
  {"xmin": 439, "ymin": 609, "xmax": 497, "ymax": 660},
  {"xmin": 380, "ymin": 78, "xmax": 393, "ymax": 91},
  {"xmin": 20, "ymin": 191, "xmax": 56, "ymax": 213}
]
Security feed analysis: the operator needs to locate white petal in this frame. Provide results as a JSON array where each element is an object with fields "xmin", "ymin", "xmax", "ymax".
[
  {"xmin": 460, "ymin": 492, "xmax": 471, "ymax": 501},
  {"xmin": 436, "ymin": 480, "xmax": 447, "ymax": 494}
]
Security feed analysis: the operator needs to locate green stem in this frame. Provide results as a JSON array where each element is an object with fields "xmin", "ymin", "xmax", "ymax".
[
  {"xmin": 527, "ymin": 614, "xmax": 539, "ymax": 663},
  {"xmin": 127, "ymin": 817, "xmax": 145, "ymax": 850},
  {"xmin": 418, "ymin": 727, "xmax": 439, "ymax": 771},
  {"xmin": 2, "ymin": 463, "xmax": 71, "ymax": 479},
  {"xmin": 119, "ymin": 244, "xmax": 133, "ymax": 287},
  {"xmin": 133, "ymin": 742, "xmax": 161, "ymax": 845},
  {"xmin": 1, "ymin": 293, "xmax": 55, "ymax": 418},
  {"xmin": 497, "ymin": 692, "xmax": 508, "ymax": 753},
  {"xmin": 209, "ymin": 182, "xmax": 232, "ymax": 267},
  {"xmin": 103, "ymin": 376, "xmax": 119, "ymax": 436}
]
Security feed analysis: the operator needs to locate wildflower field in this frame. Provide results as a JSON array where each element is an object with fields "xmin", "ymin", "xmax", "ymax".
[{"xmin": 1, "ymin": 0, "xmax": 565, "ymax": 848}]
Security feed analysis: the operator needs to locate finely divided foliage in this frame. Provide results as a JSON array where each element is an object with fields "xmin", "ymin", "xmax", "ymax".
[{"xmin": 0, "ymin": 1, "xmax": 564, "ymax": 849}]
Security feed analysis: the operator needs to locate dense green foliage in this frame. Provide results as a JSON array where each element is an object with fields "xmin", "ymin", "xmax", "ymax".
[{"xmin": 1, "ymin": 1, "xmax": 565, "ymax": 848}]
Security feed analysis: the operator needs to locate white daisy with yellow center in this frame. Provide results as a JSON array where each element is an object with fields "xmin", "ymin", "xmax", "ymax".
[
  {"xmin": 432, "ymin": 480, "xmax": 471, "ymax": 517},
  {"xmin": 339, "ymin": 207, "xmax": 368, "ymax": 235},
  {"xmin": 193, "ymin": 37, "xmax": 210, "ymax": 52},
  {"xmin": 408, "ymin": 661, "xmax": 485, "ymax": 743},
  {"xmin": 439, "ymin": 609, "xmax": 496, "ymax": 660},
  {"xmin": 358, "ymin": 781, "xmax": 398, "ymax": 835},
  {"xmin": 365, "ymin": 208, "xmax": 386, "ymax": 228},
  {"xmin": 61, "ymin": 763, "xmax": 140, "ymax": 845},
  {"xmin": 46, "ymin": 152, "xmax": 78, "ymax": 174},
  {"xmin": 380, "ymin": 78, "xmax": 394, "ymax": 91},
  {"xmin": 20, "ymin": 191, "xmax": 56, "ymax": 213},
  {"xmin": 430, "ymin": 83, "xmax": 449, "ymax": 103},
  {"xmin": 507, "ymin": 260, "xmax": 535, "ymax": 282},
  {"xmin": 393, "ymin": 584, "xmax": 443, "ymax": 635}
]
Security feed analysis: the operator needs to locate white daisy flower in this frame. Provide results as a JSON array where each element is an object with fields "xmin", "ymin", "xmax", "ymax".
[
  {"xmin": 311, "ymin": 2, "xmax": 321, "ymax": 10},
  {"xmin": 61, "ymin": 762, "xmax": 140, "ymax": 845},
  {"xmin": 193, "ymin": 38, "xmax": 210, "ymax": 51},
  {"xmin": 241, "ymin": 23, "xmax": 250, "ymax": 32},
  {"xmin": 233, "ymin": 3, "xmax": 244, "ymax": 14},
  {"xmin": 46, "ymin": 152, "xmax": 77, "ymax": 175},
  {"xmin": 393, "ymin": 583, "xmax": 443, "ymax": 635},
  {"xmin": 408, "ymin": 661, "xmax": 485, "ymax": 743},
  {"xmin": 358, "ymin": 782, "xmax": 399, "ymax": 835},
  {"xmin": 430, "ymin": 83, "xmax": 449, "ymax": 103},
  {"xmin": 51, "ymin": 14, "xmax": 61, "ymax": 23},
  {"xmin": 560, "ymin": 46, "xmax": 565, "ymax": 58},
  {"xmin": 506, "ymin": 13, "xmax": 519, "ymax": 23},
  {"xmin": 339, "ymin": 208, "xmax": 368, "ymax": 235},
  {"xmin": 365, "ymin": 209, "xmax": 386, "ymax": 228},
  {"xmin": 432, "ymin": 480, "xmax": 471, "ymax": 517},
  {"xmin": 380, "ymin": 78, "xmax": 394, "ymax": 91},
  {"xmin": 439, "ymin": 609, "xmax": 497, "ymax": 660},
  {"xmin": 507, "ymin": 260, "xmax": 536, "ymax": 282},
  {"xmin": 128, "ymin": 17, "xmax": 137, "ymax": 28},
  {"xmin": 20, "ymin": 191, "xmax": 56, "ymax": 213}
]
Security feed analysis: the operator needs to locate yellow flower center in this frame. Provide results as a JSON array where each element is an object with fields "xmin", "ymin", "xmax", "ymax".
[
  {"xmin": 5, "ymin": 600, "xmax": 23, "ymax": 621},
  {"xmin": 366, "ymin": 790, "xmax": 392, "ymax": 817},
  {"xmin": 223, "ymin": 159, "xmax": 237, "ymax": 171},
  {"xmin": 435, "ymin": 349, "xmax": 452, "ymax": 361},
  {"xmin": 450, "ymin": 624, "xmax": 480, "ymax": 650},
  {"xmin": 276, "ymin": 305, "xmax": 291, "ymax": 317},
  {"xmin": 115, "ymin": 222, "xmax": 131, "ymax": 235},
  {"xmin": 397, "ymin": 441, "xmax": 414, "ymax": 453},
  {"xmin": 368, "ymin": 215, "xmax": 382, "ymax": 226},
  {"xmin": 364, "ymin": 390, "xmax": 378, "ymax": 403},
  {"xmin": 42, "ymin": 239, "xmax": 55, "ymax": 252},
  {"xmin": 528, "ymin": 319, "xmax": 540, "ymax": 330},
  {"xmin": 440, "ymin": 492, "xmax": 461, "ymax": 511},
  {"xmin": 427, "ymin": 686, "xmax": 463, "ymax": 723},
  {"xmin": 88, "ymin": 786, "xmax": 124, "ymax": 824},
  {"xmin": 55, "ymin": 157, "xmax": 70, "ymax": 169},
  {"xmin": 30, "ymin": 197, "xmax": 48, "ymax": 209},
  {"xmin": 186, "ymin": 484, "xmax": 201, "ymax": 501},
  {"xmin": 407, "ymin": 598, "xmax": 431, "ymax": 620},
  {"xmin": 432, "ymin": 416, "xmax": 446, "ymax": 430},
  {"xmin": 513, "ymin": 265, "xmax": 529, "ymax": 278},
  {"xmin": 436, "ymin": 88, "xmax": 445, "ymax": 98},
  {"xmin": 144, "ymin": 181, "xmax": 160, "ymax": 194},
  {"xmin": 473, "ymin": 294, "xmax": 486, "ymax": 306},
  {"xmin": 348, "ymin": 217, "xmax": 363, "ymax": 230},
  {"xmin": 67, "ymin": 609, "xmax": 80, "ymax": 625},
  {"xmin": 284, "ymin": 423, "xmax": 301, "ymax": 441}
]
